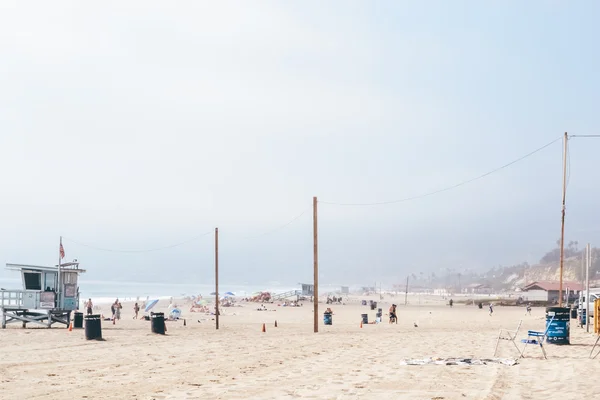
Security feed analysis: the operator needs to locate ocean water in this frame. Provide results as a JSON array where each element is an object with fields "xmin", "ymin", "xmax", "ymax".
[{"xmin": 0, "ymin": 277, "xmax": 352, "ymax": 303}]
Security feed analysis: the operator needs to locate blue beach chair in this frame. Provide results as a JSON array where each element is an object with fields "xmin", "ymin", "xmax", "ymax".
[{"xmin": 520, "ymin": 317, "xmax": 554, "ymax": 359}]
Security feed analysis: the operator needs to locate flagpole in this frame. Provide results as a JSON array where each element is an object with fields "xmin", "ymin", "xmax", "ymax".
[{"xmin": 58, "ymin": 236, "xmax": 62, "ymax": 309}]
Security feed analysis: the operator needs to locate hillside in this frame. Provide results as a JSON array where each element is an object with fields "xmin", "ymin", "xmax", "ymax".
[
  {"xmin": 407, "ymin": 241, "xmax": 600, "ymax": 292},
  {"xmin": 473, "ymin": 242, "xmax": 600, "ymax": 291}
]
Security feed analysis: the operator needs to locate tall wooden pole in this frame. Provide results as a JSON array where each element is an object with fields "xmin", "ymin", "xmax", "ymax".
[
  {"xmin": 404, "ymin": 276, "xmax": 409, "ymax": 306},
  {"xmin": 558, "ymin": 132, "xmax": 568, "ymax": 307},
  {"xmin": 215, "ymin": 227, "xmax": 219, "ymax": 330},
  {"xmin": 313, "ymin": 196, "xmax": 319, "ymax": 333},
  {"xmin": 586, "ymin": 243, "xmax": 591, "ymax": 333}
]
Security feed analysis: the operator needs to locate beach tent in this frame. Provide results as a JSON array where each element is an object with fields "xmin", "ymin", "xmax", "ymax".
[{"xmin": 169, "ymin": 308, "xmax": 181, "ymax": 320}]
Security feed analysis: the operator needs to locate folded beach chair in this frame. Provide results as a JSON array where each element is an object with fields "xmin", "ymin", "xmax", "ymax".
[
  {"xmin": 520, "ymin": 317, "xmax": 553, "ymax": 360},
  {"xmin": 493, "ymin": 320, "xmax": 523, "ymax": 357}
]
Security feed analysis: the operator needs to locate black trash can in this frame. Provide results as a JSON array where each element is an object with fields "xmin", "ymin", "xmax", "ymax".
[
  {"xmin": 73, "ymin": 312, "xmax": 84, "ymax": 329},
  {"xmin": 370, "ymin": 301, "xmax": 377, "ymax": 311},
  {"xmin": 151, "ymin": 312, "xmax": 166, "ymax": 335},
  {"xmin": 323, "ymin": 312, "xmax": 332, "ymax": 325},
  {"xmin": 361, "ymin": 313, "xmax": 368, "ymax": 325},
  {"xmin": 546, "ymin": 307, "xmax": 570, "ymax": 345},
  {"xmin": 571, "ymin": 307, "xmax": 578, "ymax": 319},
  {"xmin": 84, "ymin": 314, "xmax": 102, "ymax": 340}
]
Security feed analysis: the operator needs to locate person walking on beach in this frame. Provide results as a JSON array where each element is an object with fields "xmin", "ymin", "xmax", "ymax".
[
  {"xmin": 133, "ymin": 303, "xmax": 140, "ymax": 319},
  {"xmin": 489, "ymin": 303, "xmax": 494, "ymax": 316},
  {"xmin": 449, "ymin": 299, "xmax": 453, "ymax": 308},
  {"xmin": 389, "ymin": 304, "xmax": 397, "ymax": 324},
  {"xmin": 115, "ymin": 302, "xmax": 122, "ymax": 320},
  {"xmin": 85, "ymin": 298, "xmax": 93, "ymax": 315}
]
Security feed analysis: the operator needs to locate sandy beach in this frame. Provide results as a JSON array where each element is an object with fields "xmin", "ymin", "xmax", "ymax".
[{"xmin": 1, "ymin": 296, "xmax": 599, "ymax": 400}]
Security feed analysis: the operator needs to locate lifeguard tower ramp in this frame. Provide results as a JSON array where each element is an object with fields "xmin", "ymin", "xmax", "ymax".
[{"xmin": 0, "ymin": 262, "xmax": 85, "ymax": 329}]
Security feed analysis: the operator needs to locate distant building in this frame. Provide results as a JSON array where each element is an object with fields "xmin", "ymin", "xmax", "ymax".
[
  {"xmin": 465, "ymin": 283, "xmax": 493, "ymax": 295},
  {"xmin": 300, "ymin": 283, "xmax": 314, "ymax": 296},
  {"xmin": 522, "ymin": 281, "xmax": 583, "ymax": 302}
]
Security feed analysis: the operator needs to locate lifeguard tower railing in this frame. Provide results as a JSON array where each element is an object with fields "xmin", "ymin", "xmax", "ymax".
[
  {"xmin": 0, "ymin": 290, "xmax": 28, "ymax": 308},
  {"xmin": 0, "ymin": 290, "xmax": 51, "ymax": 310}
]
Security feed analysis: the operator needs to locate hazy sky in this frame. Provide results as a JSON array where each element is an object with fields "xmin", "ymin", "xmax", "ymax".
[{"xmin": 1, "ymin": 1, "xmax": 599, "ymax": 287}]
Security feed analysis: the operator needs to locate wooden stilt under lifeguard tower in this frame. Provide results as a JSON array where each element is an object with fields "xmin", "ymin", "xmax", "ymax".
[{"xmin": 0, "ymin": 242, "xmax": 85, "ymax": 329}]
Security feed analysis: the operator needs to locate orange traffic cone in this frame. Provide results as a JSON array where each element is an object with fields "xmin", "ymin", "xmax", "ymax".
[
  {"xmin": 68, "ymin": 322, "xmax": 73, "ymax": 332},
  {"xmin": 360, "ymin": 320, "xmax": 363, "ymax": 328},
  {"xmin": 274, "ymin": 320, "xmax": 278, "ymax": 328},
  {"xmin": 262, "ymin": 323, "xmax": 266, "ymax": 333},
  {"xmin": 113, "ymin": 318, "xmax": 116, "ymax": 325}
]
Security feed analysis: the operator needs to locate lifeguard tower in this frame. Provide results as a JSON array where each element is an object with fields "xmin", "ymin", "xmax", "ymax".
[{"xmin": 0, "ymin": 261, "xmax": 85, "ymax": 329}]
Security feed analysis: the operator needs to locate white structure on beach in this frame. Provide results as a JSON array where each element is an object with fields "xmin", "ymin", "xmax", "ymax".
[{"xmin": 1, "ymin": 262, "xmax": 85, "ymax": 329}]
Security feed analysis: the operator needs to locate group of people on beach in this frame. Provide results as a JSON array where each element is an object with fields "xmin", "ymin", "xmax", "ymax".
[
  {"xmin": 85, "ymin": 298, "xmax": 142, "ymax": 320},
  {"xmin": 110, "ymin": 299, "xmax": 123, "ymax": 320}
]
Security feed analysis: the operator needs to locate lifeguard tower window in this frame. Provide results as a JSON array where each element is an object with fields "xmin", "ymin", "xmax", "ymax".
[
  {"xmin": 44, "ymin": 272, "xmax": 56, "ymax": 291},
  {"xmin": 24, "ymin": 272, "xmax": 42, "ymax": 290}
]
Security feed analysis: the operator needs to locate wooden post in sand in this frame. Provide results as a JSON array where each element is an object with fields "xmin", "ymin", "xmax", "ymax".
[
  {"xmin": 215, "ymin": 227, "xmax": 219, "ymax": 330},
  {"xmin": 558, "ymin": 132, "xmax": 568, "ymax": 307},
  {"xmin": 313, "ymin": 196, "xmax": 319, "ymax": 333}
]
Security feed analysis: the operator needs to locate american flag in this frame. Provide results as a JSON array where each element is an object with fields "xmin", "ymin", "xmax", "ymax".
[{"xmin": 60, "ymin": 243, "xmax": 65, "ymax": 259}]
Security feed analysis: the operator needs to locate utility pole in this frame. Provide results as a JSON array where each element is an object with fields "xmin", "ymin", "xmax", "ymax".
[
  {"xmin": 587, "ymin": 243, "xmax": 591, "ymax": 333},
  {"xmin": 313, "ymin": 196, "xmax": 319, "ymax": 333},
  {"xmin": 558, "ymin": 132, "xmax": 568, "ymax": 307},
  {"xmin": 215, "ymin": 227, "xmax": 219, "ymax": 330},
  {"xmin": 404, "ymin": 276, "xmax": 409, "ymax": 306}
]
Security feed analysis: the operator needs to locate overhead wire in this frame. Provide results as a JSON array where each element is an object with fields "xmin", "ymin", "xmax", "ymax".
[
  {"xmin": 63, "ymin": 205, "xmax": 312, "ymax": 252},
  {"xmin": 63, "ymin": 134, "xmax": 576, "ymax": 251},
  {"xmin": 570, "ymin": 135, "xmax": 600, "ymax": 138},
  {"xmin": 237, "ymin": 205, "xmax": 312, "ymax": 239},
  {"xmin": 62, "ymin": 230, "xmax": 215, "ymax": 253},
  {"xmin": 319, "ymin": 135, "xmax": 563, "ymax": 206}
]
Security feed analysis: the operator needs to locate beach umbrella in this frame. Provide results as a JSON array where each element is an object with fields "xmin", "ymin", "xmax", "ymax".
[
  {"xmin": 145, "ymin": 299, "xmax": 159, "ymax": 313},
  {"xmin": 224, "ymin": 291, "xmax": 235, "ymax": 296},
  {"xmin": 196, "ymin": 299, "xmax": 208, "ymax": 306},
  {"xmin": 210, "ymin": 292, "xmax": 217, "ymax": 295}
]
